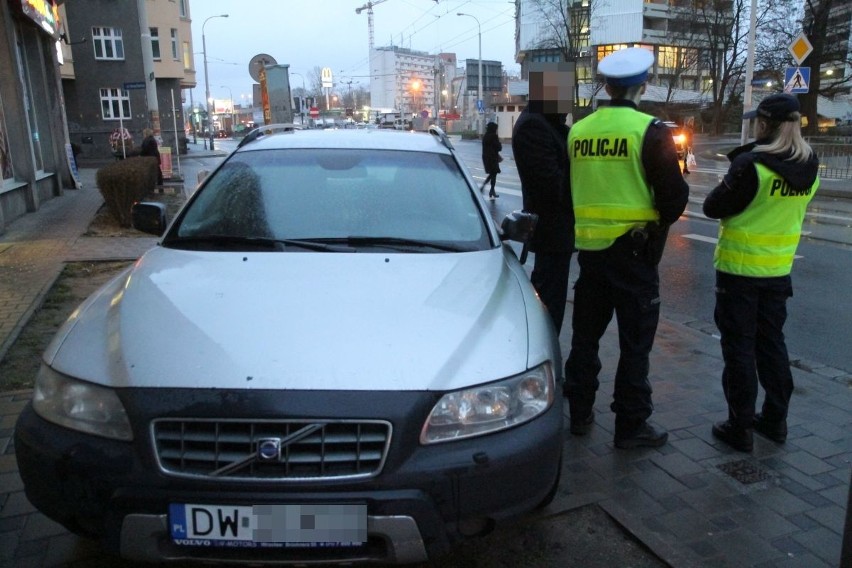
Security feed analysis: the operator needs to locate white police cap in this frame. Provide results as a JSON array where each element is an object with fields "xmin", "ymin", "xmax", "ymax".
[{"xmin": 598, "ymin": 47, "xmax": 654, "ymax": 87}]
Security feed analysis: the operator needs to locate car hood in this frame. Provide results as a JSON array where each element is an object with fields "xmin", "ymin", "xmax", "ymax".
[{"xmin": 46, "ymin": 247, "xmax": 545, "ymax": 391}]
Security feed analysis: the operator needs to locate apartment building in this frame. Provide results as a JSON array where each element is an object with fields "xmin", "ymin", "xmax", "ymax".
[
  {"xmin": 62, "ymin": 0, "xmax": 195, "ymax": 158},
  {"xmin": 0, "ymin": 0, "xmax": 72, "ymax": 232},
  {"xmin": 515, "ymin": 0, "xmax": 713, "ymax": 105},
  {"xmin": 369, "ymin": 46, "xmax": 444, "ymax": 118}
]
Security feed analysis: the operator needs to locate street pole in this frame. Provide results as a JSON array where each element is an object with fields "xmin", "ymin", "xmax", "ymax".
[
  {"xmin": 740, "ymin": 0, "xmax": 757, "ymax": 145},
  {"xmin": 457, "ymin": 13, "xmax": 483, "ymax": 136},
  {"xmin": 202, "ymin": 14, "xmax": 228, "ymax": 151},
  {"xmin": 220, "ymin": 85, "xmax": 234, "ymax": 133},
  {"xmin": 291, "ymin": 72, "xmax": 307, "ymax": 124}
]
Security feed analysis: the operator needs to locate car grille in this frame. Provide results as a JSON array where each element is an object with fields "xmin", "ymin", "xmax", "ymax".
[{"xmin": 152, "ymin": 419, "xmax": 392, "ymax": 481}]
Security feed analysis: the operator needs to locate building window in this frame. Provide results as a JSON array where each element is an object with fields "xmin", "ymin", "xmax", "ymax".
[
  {"xmin": 92, "ymin": 27, "xmax": 124, "ymax": 60},
  {"xmin": 100, "ymin": 88, "xmax": 131, "ymax": 120},
  {"xmin": 658, "ymin": 46, "xmax": 678, "ymax": 70},
  {"xmin": 150, "ymin": 27, "xmax": 161, "ymax": 60},
  {"xmin": 171, "ymin": 29, "xmax": 179, "ymax": 60},
  {"xmin": 182, "ymin": 41, "xmax": 191, "ymax": 70},
  {"xmin": 178, "ymin": 0, "xmax": 187, "ymax": 18}
]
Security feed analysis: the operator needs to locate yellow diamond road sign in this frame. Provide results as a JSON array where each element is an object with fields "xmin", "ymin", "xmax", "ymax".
[{"xmin": 789, "ymin": 33, "xmax": 813, "ymax": 65}]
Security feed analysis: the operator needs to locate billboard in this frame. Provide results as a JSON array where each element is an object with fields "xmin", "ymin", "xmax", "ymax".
[
  {"xmin": 464, "ymin": 60, "xmax": 503, "ymax": 93},
  {"xmin": 265, "ymin": 64, "xmax": 293, "ymax": 124}
]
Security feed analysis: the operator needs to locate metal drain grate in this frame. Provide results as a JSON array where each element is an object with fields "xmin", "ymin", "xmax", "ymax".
[{"xmin": 717, "ymin": 459, "xmax": 770, "ymax": 484}]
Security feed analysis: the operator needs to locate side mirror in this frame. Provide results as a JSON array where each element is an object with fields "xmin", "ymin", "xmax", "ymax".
[
  {"xmin": 500, "ymin": 210, "xmax": 539, "ymax": 265},
  {"xmin": 132, "ymin": 202, "xmax": 167, "ymax": 236}
]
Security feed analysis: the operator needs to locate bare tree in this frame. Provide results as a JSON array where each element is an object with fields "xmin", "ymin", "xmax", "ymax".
[
  {"xmin": 800, "ymin": 0, "xmax": 852, "ymax": 133},
  {"xmin": 523, "ymin": 0, "xmax": 593, "ymax": 109},
  {"xmin": 308, "ymin": 66, "xmax": 324, "ymax": 98},
  {"xmin": 754, "ymin": 0, "xmax": 802, "ymax": 89},
  {"xmin": 659, "ymin": 17, "xmax": 704, "ymax": 115},
  {"xmin": 689, "ymin": 0, "xmax": 758, "ymax": 134}
]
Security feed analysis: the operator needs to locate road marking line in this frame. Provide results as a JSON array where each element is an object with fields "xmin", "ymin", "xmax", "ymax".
[{"xmin": 683, "ymin": 233, "xmax": 718, "ymax": 244}]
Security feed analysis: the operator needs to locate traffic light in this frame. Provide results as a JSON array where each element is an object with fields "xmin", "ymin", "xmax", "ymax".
[{"xmin": 293, "ymin": 97, "xmax": 302, "ymax": 113}]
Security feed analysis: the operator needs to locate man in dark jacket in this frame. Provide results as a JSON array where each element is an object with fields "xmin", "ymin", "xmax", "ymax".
[
  {"xmin": 140, "ymin": 128, "xmax": 163, "ymax": 185},
  {"xmin": 512, "ymin": 63, "xmax": 575, "ymax": 335}
]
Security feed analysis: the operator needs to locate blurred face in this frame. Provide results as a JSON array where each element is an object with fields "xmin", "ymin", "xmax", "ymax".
[{"xmin": 528, "ymin": 63, "xmax": 574, "ymax": 113}]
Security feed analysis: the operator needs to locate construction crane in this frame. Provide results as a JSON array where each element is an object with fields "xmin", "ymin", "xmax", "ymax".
[{"xmin": 355, "ymin": 0, "xmax": 389, "ymax": 51}]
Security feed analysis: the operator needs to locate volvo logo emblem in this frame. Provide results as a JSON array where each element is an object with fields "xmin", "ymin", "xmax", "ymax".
[{"xmin": 257, "ymin": 438, "xmax": 282, "ymax": 461}]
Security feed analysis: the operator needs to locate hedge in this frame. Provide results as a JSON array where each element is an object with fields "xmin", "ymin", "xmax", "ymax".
[{"xmin": 95, "ymin": 157, "xmax": 159, "ymax": 227}]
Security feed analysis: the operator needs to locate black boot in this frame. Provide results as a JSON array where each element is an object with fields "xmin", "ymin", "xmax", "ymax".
[
  {"xmin": 753, "ymin": 413, "xmax": 787, "ymax": 443},
  {"xmin": 569, "ymin": 409, "xmax": 594, "ymax": 436},
  {"xmin": 614, "ymin": 422, "xmax": 668, "ymax": 449},
  {"xmin": 712, "ymin": 420, "xmax": 753, "ymax": 452}
]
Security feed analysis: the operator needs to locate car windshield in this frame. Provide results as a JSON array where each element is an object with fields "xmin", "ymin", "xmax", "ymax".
[{"xmin": 169, "ymin": 148, "xmax": 492, "ymax": 252}]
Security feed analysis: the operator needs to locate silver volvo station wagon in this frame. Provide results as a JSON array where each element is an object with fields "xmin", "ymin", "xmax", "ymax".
[{"xmin": 15, "ymin": 126, "xmax": 564, "ymax": 565}]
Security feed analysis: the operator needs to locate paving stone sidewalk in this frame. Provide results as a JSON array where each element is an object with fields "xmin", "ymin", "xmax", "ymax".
[{"xmin": 0, "ymin": 168, "xmax": 849, "ymax": 567}]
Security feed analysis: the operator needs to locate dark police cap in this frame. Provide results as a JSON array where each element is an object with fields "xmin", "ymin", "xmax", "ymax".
[{"xmin": 743, "ymin": 93, "xmax": 800, "ymax": 122}]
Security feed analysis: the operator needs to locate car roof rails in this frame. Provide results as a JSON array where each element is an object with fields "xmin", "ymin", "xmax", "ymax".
[
  {"xmin": 428, "ymin": 125, "xmax": 455, "ymax": 151},
  {"xmin": 237, "ymin": 123, "xmax": 301, "ymax": 148}
]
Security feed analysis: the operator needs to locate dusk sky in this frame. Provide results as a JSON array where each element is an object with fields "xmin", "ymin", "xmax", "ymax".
[{"xmin": 189, "ymin": 0, "xmax": 519, "ymax": 107}]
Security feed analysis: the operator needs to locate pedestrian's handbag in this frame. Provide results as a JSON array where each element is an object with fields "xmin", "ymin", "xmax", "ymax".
[{"xmin": 686, "ymin": 151, "xmax": 697, "ymax": 168}]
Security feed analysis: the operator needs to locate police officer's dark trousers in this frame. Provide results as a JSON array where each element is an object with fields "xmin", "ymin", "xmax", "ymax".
[
  {"xmin": 564, "ymin": 234, "xmax": 660, "ymax": 435},
  {"xmin": 714, "ymin": 271, "xmax": 794, "ymax": 428}
]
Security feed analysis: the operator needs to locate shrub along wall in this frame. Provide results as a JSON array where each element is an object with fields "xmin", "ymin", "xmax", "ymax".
[{"xmin": 95, "ymin": 157, "xmax": 159, "ymax": 227}]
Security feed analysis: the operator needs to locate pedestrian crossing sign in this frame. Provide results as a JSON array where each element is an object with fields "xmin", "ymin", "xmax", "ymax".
[{"xmin": 784, "ymin": 67, "xmax": 810, "ymax": 94}]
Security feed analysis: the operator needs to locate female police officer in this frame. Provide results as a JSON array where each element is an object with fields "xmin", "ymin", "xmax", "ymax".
[{"xmin": 704, "ymin": 93, "xmax": 819, "ymax": 452}]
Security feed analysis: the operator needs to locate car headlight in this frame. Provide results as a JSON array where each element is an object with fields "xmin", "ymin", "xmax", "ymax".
[
  {"xmin": 33, "ymin": 364, "xmax": 133, "ymax": 441},
  {"xmin": 420, "ymin": 362, "xmax": 554, "ymax": 444}
]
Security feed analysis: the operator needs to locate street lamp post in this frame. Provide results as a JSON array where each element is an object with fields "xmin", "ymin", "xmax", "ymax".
[
  {"xmin": 291, "ymin": 72, "xmax": 306, "ymax": 124},
  {"xmin": 220, "ymin": 85, "xmax": 234, "ymax": 134},
  {"xmin": 202, "ymin": 14, "xmax": 228, "ymax": 151},
  {"xmin": 457, "ymin": 12, "xmax": 482, "ymax": 136}
]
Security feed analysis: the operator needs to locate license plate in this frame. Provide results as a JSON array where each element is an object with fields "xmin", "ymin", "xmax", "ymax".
[{"xmin": 169, "ymin": 503, "xmax": 367, "ymax": 548}]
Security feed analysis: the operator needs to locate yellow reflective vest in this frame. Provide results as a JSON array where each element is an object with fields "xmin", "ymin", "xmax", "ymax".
[
  {"xmin": 714, "ymin": 162, "xmax": 818, "ymax": 277},
  {"xmin": 568, "ymin": 107, "xmax": 660, "ymax": 251}
]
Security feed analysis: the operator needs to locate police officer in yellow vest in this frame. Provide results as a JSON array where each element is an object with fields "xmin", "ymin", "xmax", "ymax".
[
  {"xmin": 564, "ymin": 48, "xmax": 689, "ymax": 448},
  {"xmin": 704, "ymin": 93, "xmax": 819, "ymax": 452}
]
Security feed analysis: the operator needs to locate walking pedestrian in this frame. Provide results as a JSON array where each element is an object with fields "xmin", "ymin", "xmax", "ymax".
[
  {"xmin": 140, "ymin": 128, "xmax": 163, "ymax": 185},
  {"xmin": 704, "ymin": 93, "xmax": 819, "ymax": 452},
  {"xmin": 480, "ymin": 122, "xmax": 501, "ymax": 199},
  {"xmin": 563, "ymin": 48, "xmax": 689, "ymax": 447},
  {"xmin": 512, "ymin": 62, "xmax": 574, "ymax": 334}
]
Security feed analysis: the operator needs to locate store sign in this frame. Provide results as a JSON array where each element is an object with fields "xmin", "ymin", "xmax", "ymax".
[
  {"xmin": 20, "ymin": 0, "xmax": 60, "ymax": 37},
  {"xmin": 321, "ymin": 67, "xmax": 333, "ymax": 89}
]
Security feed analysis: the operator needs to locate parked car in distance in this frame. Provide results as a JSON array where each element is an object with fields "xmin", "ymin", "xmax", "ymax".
[
  {"xmin": 393, "ymin": 118, "xmax": 413, "ymax": 131},
  {"xmin": 15, "ymin": 126, "xmax": 563, "ymax": 565}
]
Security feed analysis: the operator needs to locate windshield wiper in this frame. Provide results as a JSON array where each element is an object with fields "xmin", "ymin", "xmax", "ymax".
[
  {"xmin": 168, "ymin": 235, "xmax": 353, "ymax": 252},
  {"xmin": 334, "ymin": 236, "xmax": 467, "ymax": 252}
]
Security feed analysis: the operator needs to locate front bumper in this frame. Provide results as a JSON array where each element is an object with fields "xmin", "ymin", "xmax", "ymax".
[{"xmin": 15, "ymin": 388, "xmax": 564, "ymax": 564}]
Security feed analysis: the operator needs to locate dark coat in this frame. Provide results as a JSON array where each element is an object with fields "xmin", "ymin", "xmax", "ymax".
[
  {"xmin": 140, "ymin": 135, "xmax": 163, "ymax": 184},
  {"xmin": 481, "ymin": 124, "xmax": 502, "ymax": 175},
  {"xmin": 511, "ymin": 109, "xmax": 574, "ymax": 254},
  {"xmin": 140, "ymin": 136, "xmax": 161, "ymax": 163}
]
